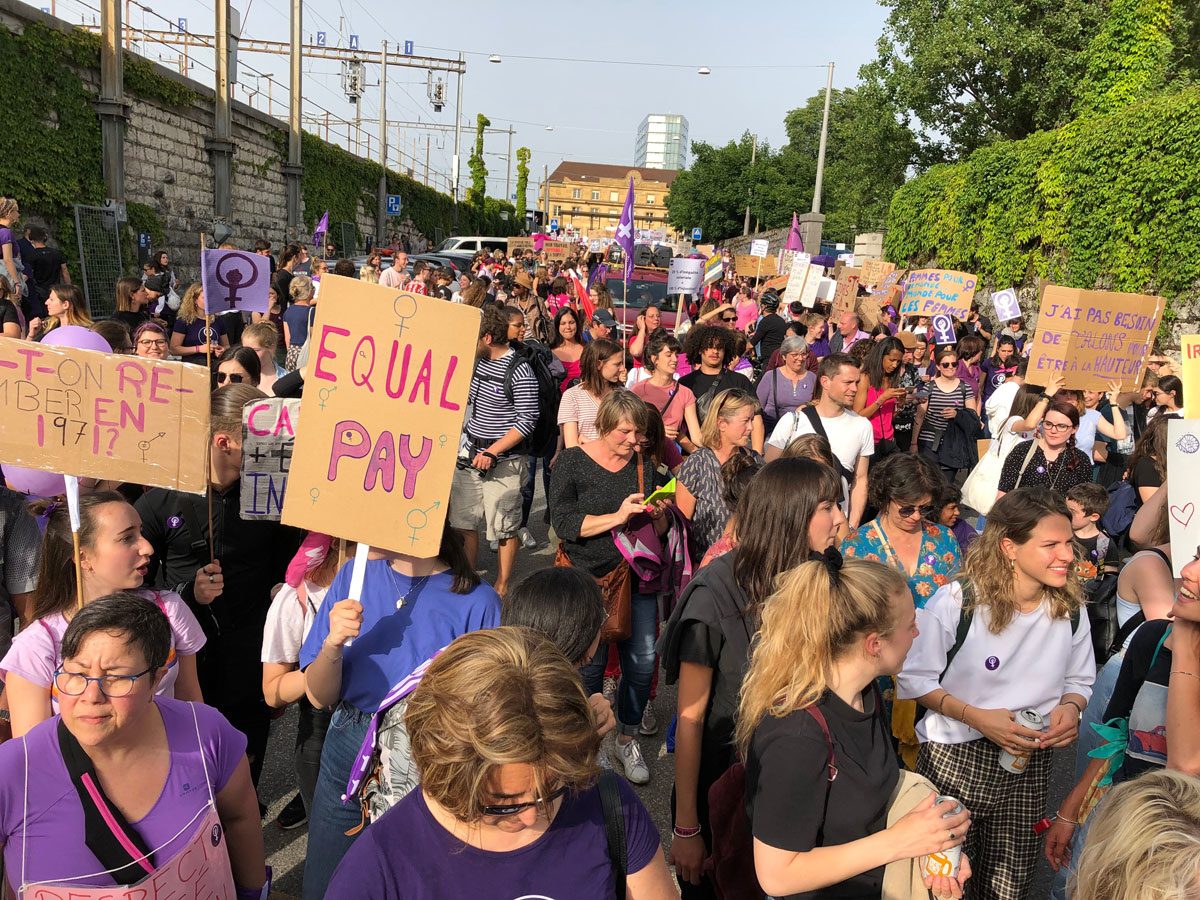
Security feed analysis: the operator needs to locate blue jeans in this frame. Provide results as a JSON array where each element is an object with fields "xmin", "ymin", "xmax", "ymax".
[
  {"xmin": 1074, "ymin": 651, "xmax": 1124, "ymax": 781},
  {"xmin": 301, "ymin": 701, "xmax": 371, "ymax": 899},
  {"xmin": 520, "ymin": 452, "xmax": 554, "ymax": 527},
  {"xmin": 580, "ymin": 592, "xmax": 657, "ymax": 735}
]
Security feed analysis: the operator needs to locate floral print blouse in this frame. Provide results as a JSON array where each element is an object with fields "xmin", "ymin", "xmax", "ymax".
[{"xmin": 841, "ymin": 519, "xmax": 962, "ymax": 607}]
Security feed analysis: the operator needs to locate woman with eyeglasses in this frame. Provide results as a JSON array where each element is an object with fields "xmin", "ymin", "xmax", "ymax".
[
  {"xmin": 0, "ymin": 594, "xmax": 266, "ymax": 894},
  {"xmin": 913, "ymin": 346, "xmax": 978, "ymax": 479},
  {"xmin": 132, "ymin": 321, "xmax": 170, "ymax": 360},
  {"xmin": 756, "ymin": 334, "xmax": 816, "ymax": 435},
  {"xmin": 1148, "ymin": 374, "xmax": 1183, "ymax": 419},
  {"xmin": 327, "ymin": 627, "xmax": 675, "ymax": 898},
  {"xmin": 997, "ymin": 399, "xmax": 1093, "ymax": 499},
  {"xmin": 216, "ymin": 345, "xmax": 262, "ymax": 388},
  {"xmin": 0, "ymin": 492, "xmax": 205, "ymax": 739}
]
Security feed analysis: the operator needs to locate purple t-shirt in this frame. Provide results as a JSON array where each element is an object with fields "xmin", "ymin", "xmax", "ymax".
[
  {"xmin": 328, "ymin": 777, "xmax": 661, "ymax": 898},
  {"xmin": 0, "ymin": 698, "xmax": 245, "ymax": 886}
]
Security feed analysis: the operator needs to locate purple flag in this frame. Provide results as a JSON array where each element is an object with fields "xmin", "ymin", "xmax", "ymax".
[
  {"xmin": 200, "ymin": 248, "xmax": 271, "ymax": 313},
  {"xmin": 312, "ymin": 210, "xmax": 329, "ymax": 248},
  {"xmin": 786, "ymin": 212, "xmax": 805, "ymax": 252},
  {"xmin": 614, "ymin": 178, "xmax": 635, "ymax": 284}
]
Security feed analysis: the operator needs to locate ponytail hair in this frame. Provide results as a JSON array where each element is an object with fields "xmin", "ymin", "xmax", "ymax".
[
  {"xmin": 735, "ymin": 556, "xmax": 909, "ymax": 755},
  {"xmin": 32, "ymin": 491, "xmax": 128, "ymax": 620}
]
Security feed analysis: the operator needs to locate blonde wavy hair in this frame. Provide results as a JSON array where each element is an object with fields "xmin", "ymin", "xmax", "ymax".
[
  {"xmin": 1070, "ymin": 770, "xmax": 1200, "ymax": 900},
  {"xmin": 963, "ymin": 488, "xmax": 1082, "ymax": 633},
  {"xmin": 177, "ymin": 282, "xmax": 204, "ymax": 325},
  {"xmin": 736, "ymin": 557, "xmax": 909, "ymax": 755},
  {"xmin": 700, "ymin": 388, "xmax": 759, "ymax": 449},
  {"xmin": 405, "ymin": 626, "xmax": 601, "ymax": 823}
]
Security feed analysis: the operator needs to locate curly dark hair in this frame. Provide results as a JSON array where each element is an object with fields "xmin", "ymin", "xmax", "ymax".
[
  {"xmin": 867, "ymin": 451, "xmax": 946, "ymax": 512},
  {"xmin": 683, "ymin": 323, "xmax": 736, "ymax": 367}
]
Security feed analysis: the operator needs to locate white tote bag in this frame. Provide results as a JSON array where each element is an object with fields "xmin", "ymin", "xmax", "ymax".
[{"xmin": 961, "ymin": 419, "xmax": 1015, "ymax": 515}]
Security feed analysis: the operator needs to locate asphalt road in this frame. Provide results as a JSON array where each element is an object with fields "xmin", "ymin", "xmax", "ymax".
[{"xmin": 257, "ymin": 484, "xmax": 1073, "ymax": 899}]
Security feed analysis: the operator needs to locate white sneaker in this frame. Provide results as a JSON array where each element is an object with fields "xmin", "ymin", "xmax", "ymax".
[
  {"xmin": 488, "ymin": 539, "xmax": 499, "ymax": 552},
  {"xmin": 639, "ymin": 702, "xmax": 658, "ymax": 736},
  {"xmin": 615, "ymin": 737, "xmax": 650, "ymax": 785},
  {"xmin": 518, "ymin": 527, "xmax": 537, "ymax": 550}
]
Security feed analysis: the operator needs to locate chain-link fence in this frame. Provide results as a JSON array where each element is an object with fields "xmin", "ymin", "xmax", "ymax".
[
  {"xmin": 74, "ymin": 204, "xmax": 123, "ymax": 319},
  {"xmin": 338, "ymin": 221, "xmax": 356, "ymax": 257}
]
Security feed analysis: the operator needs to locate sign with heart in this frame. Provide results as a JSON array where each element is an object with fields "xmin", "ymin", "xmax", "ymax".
[{"xmin": 1167, "ymin": 419, "xmax": 1200, "ymax": 576}]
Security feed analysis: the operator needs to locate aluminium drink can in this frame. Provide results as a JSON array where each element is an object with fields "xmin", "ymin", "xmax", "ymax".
[
  {"xmin": 922, "ymin": 795, "xmax": 964, "ymax": 880},
  {"xmin": 998, "ymin": 708, "xmax": 1044, "ymax": 774}
]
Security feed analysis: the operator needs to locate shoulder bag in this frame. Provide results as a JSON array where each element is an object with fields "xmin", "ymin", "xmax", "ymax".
[{"xmin": 960, "ymin": 418, "xmax": 1013, "ymax": 515}]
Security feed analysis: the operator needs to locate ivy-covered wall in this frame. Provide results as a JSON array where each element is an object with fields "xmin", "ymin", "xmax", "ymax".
[{"xmin": 884, "ymin": 86, "xmax": 1200, "ymax": 341}]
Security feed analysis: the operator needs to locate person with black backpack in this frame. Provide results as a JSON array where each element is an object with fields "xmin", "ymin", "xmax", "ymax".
[{"xmin": 449, "ymin": 305, "xmax": 540, "ymax": 597}]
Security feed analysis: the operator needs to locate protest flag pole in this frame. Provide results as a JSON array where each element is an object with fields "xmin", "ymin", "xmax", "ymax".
[
  {"xmin": 64, "ymin": 475, "xmax": 84, "ymax": 610},
  {"xmin": 199, "ymin": 232, "xmax": 215, "ymax": 562}
]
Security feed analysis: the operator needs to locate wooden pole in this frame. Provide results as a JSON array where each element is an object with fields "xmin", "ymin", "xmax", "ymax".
[{"xmin": 201, "ymin": 232, "xmax": 215, "ymax": 563}]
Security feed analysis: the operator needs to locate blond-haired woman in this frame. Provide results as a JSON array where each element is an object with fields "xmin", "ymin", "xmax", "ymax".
[
  {"xmin": 29, "ymin": 283, "xmax": 92, "ymax": 340},
  {"xmin": 676, "ymin": 388, "xmax": 763, "ymax": 557},
  {"xmin": 0, "ymin": 197, "xmax": 25, "ymax": 302},
  {"xmin": 740, "ymin": 555, "xmax": 972, "ymax": 899},
  {"xmin": 897, "ymin": 488, "xmax": 1096, "ymax": 900},
  {"xmin": 283, "ymin": 274, "xmax": 316, "ymax": 369},
  {"xmin": 1069, "ymin": 770, "xmax": 1200, "ymax": 900},
  {"xmin": 169, "ymin": 282, "xmax": 228, "ymax": 363},
  {"xmin": 326, "ymin": 627, "xmax": 677, "ymax": 899}
]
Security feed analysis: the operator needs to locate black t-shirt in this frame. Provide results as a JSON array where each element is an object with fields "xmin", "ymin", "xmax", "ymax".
[
  {"xmin": 679, "ymin": 369, "xmax": 757, "ymax": 423},
  {"xmin": 26, "ymin": 245, "xmax": 64, "ymax": 292},
  {"xmin": 109, "ymin": 309, "xmax": 148, "ymax": 333},
  {"xmin": 1129, "ymin": 455, "xmax": 1163, "ymax": 494},
  {"xmin": 747, "ymin": 687, "xmax": 899, "ymax": 899},
  {"xmin": 0, "ymin": 300, "xmax": 20, "ymax": 331},
  {"xmin": 274, "ymin": 268, "xmax": 294, "ymax": 309},
  {"xmin": 1104, "ymin": 618, "xmax": 1171, "ymax": 782},
  {"xmin": 753, "ymin": 313, "xmax": 789, "ymax": 360}
]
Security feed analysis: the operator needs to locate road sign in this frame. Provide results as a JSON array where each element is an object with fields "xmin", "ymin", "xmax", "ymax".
[
  {"xmin": 386, "ymin": 194, "xmax": 403, "ymax": 216},
  {"xmin": 40, "ymin": 6, "xmax": 49, "ymax": 11},
  {"xmin": 177, "ymin": 17, "xmax": 187, "ymax": 31},
  {"xmin": 549, "ymin": 218, "xmax": 559, "ymax": 232},
  {"xmin": 691, "ymin": 227, "xmax": 702, "ymax": 241},
  {"xmin": 349, "ymin": 34, "xmax": 359, "ymax": 50},
  {"xmin": 511, "ymin": 193, "xmax": 517, "ymax": 201},
  {"xmin": 404, "ymin": 40, "xmax": 414, "ymax": 55},
  {"xmin": 316, "ymin": 31, "xmax": 326, "ymax": 46}
]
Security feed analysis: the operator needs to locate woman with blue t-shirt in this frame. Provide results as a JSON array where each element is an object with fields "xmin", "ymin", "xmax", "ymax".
[{"xmin": 299, "ymin": 524, "xmax": 502, "ymax": 898}]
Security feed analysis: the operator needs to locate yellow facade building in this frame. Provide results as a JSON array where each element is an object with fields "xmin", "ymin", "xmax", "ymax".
[{"xmin": 545, "ymin": 162, "xmax": 679, "ymax": 241}]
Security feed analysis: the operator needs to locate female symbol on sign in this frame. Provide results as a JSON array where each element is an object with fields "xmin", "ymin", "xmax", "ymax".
[
  {"xmin": 214, "ymin": 252, "xmax": 262, "ymax": 310},
  {"xmin": 309, "ymin": 487, "xmax": 321, "ymax": 505},
  {"xmin": 393, "ymin": 294, "xmax": 418, "ymax": 337}
]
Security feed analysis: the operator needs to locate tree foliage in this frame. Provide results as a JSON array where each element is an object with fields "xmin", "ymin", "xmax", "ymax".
[
  {"xmin": 467, "ymin": 114, "xmax": 490, "ymax": 209},
  {"xmin": 515, "ymin": 146, "xmax": 531, "ymax": 226}
]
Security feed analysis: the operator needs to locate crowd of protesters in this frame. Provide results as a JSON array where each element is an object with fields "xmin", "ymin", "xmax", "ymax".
[{"xmin": 0, "ymin": 213, "xmax": 1195, "ymax": 900}]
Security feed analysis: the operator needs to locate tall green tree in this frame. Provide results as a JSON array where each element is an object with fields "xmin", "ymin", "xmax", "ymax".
[
  {"xmin": 467, "ymin": 114, "xmax": 490, "ymax": 208},
  {"xmin": 865, "ymin": 0, "xmax": 1107, "ymax": 159},
  {"xmin": 664, "ymin": 133, "xmax": 760, "ymax": 242},
  {"xmin": 514, "ymin": 146, "xmax": 531, "ymax": 226}
]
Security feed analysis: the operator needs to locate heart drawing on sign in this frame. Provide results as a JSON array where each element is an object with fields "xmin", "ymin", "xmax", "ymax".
[{"xmin": 1171, "ymin": 503, "xmax": 1195, "ymax": 527}]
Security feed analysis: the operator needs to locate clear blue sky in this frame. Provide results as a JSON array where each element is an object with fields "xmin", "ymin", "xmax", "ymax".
[{"xmin": 55, "ymin": 0, "xmax": 889, "ymax": 205}]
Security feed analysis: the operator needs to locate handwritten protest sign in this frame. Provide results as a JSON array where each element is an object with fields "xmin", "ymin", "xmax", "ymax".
[
  {"xmin": 899, "ymin": 269, "xmax": 978, "ymax": 318},
  {"xmin": 281, "ymin": 276, "xmax": 478, "ymax": 557},
  {"xmin": 241, "ymin": 398, "xmax": 300, "ymax": 520},
  {"xmin": 857, "ymin": 296, "xmax": 882, "ymax": 329},
  {"xmin": 200, "ymin": 248, "xmax": 271, "ymax": 314},
  {"xmin": 800, "ymin": 270, "xmax": 825, "ymax": 308},
  {"xmin": 703, "ymin": 253, "xmax": 724, "ymax": 285},
  {"xmin": 749, "ymin": 239, "xmax": 769, "ymax": 258},
  {"xmin": 667, "ymin": 258, "xmax": 705, "ymax": 295},
  {"xmin": 1168, "ymin": 419, "xmax": 1200, "ymax": 576},
  {"xmin": 780, "ymin": 250, "xmax": 810, "ymax": 276},
  {"xmin": 734, "ymin": 254, "xmax": 777, "ymax": 277},
  {"xmin": 783, "ymin": 262, "xmax": 813, "ymax": 307},
  {"xmin": 860, "ymin": 258, "xmax": 894, "ymax": 286},
  {"xmin": 1026, "ymin": 286, "xmax": 1164, "ymax": 390},
  {"xmin": 991, "ymin": 288, "xmax": 1021, "ymax": 324},
  {"xmin": 869, "ymin": 269, "xmax": 905, "ymax": 311},
  {"xmin": 1183, "ymin": 335, "xmax": 1200, "ymax": 419},
  {"xmin": 0, "ymin": 339, "xmax": 208, "ymax": 492},
  {"xmin": 508, "ymin": 237, "xmax": 572, "ymax": 261},
  {"xmin": 831, "ymin": 268, "xmax": 861, "ymax": 320}
]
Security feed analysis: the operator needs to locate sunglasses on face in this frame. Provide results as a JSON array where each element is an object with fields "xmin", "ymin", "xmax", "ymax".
[
  {"xmin": 897, "ymin": 503, "xmax": 937, "ymax": 519},
  {"xmin": 939, "ymin": 362, "xmax": 957, "ymax": 369},
  {"xmin": 479, "ymin": 785, "xmax": 568, "ymax": 819},
  {"xmin": 216, "ymin": 371, "xmax": 244, "ymax": 384},
  {"xmin": 720, "ymin": 315, "xmax": 737, "ymax": 323}
]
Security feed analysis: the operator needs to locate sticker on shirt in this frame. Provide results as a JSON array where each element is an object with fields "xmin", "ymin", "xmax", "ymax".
[
  {"xmin": 1126, "ymin": 682, "xmax": 1167, "ymax": 766},
  {"xmin": 984, "ymin": 656, "xmax": 1000, "ymax": 671},
  {"xmin": 167, "ymin": 515, "xmax": 183, "ymax": 528}
]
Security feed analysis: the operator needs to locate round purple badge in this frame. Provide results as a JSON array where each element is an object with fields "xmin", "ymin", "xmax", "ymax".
[
  {"xmin": 167, "ymin": 515, "xmax": 182, "ymax": 529},
  {"xmin": 210, "ymin": 823, "xmax": 222, "ymax": 846},
  {"xmin": 1036, "ymin": 466, "xmax": 1046, "ymax": 474},
  {"xmin": 985, "ymin": 656, "xmax": 1000, "ymax": 671}
]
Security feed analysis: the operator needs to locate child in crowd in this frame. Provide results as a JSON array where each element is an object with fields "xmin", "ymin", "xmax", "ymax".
[
  {"xmin": 931, "ymin": 482, "xmax": 978, "ymax": 555},
  {"xmin": 1066, "ymin": 482, "xmax": 1120, "ymax": 585}
]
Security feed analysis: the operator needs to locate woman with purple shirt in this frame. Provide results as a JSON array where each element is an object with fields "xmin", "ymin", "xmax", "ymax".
[
  {"xmin": 954, "ymin": 333, "xmax": 986, "ymax": 402},
  {"xmin": 0, "ymin": 594, "xmax": 268, "ymax": 895},
  {"xmin": 979, "ymin": 335, "xmax": 1019, "ymax": 405}
]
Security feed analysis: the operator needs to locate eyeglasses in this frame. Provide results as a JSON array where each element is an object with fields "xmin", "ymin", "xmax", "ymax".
[
  {"xmin": 939, "ymin": 362, "xmax": 957, "ymax": 369},
  {"xmin": 479, "ymin": 785, "xmax": 568, "ymax": 819},
  {"xmin": 785, "ymin": 352, "xmax": 808, "ymax": 360},
  {"xmin": 53, "ymin": 666, "xmax": 153, "ymax": 698},
  {"xmin": 216, "ymin": 371, "xmax": 244, "ymax": 384},
  {"xmin": 896, "ymin": 503, "xmax": 937, "ymax": 519},
  {"xmin": 137, "ymin": 339, "xmax": 167, "ymax": 349},
  {"xmin": 1043, "ymin": 421, "xmax": 1072, "ymax": 432}
]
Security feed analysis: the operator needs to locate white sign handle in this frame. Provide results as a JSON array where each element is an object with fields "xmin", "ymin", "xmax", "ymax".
[{"xmin": 343, "ymin": 541, "xmax": 371, "ymax": 647}]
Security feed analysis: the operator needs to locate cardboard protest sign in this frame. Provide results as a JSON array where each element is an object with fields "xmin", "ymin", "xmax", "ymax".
[
  {"xmin": 815, "ymin": 277, "xmax": 837, "ymax": 303},
  {"xmin": 931, "ymin": 314, "xmax": 956, "ymax": 346},
  {"xmin": 703, "ymin": 253, "xmax": 724, "ymax": 285},
  {"xmin": 666, "ymin": 258, "xmax": 705, "ymax": 295},
  {"xmin": 799, "ymin": 270, "xmax": 824, "ymax": 308},
  {"xmin": 991, "ymin": 288, "xmax": 1021, "ymax": 324},
  {"xmin": 869, "ymin": 269, "xmax": 905, "ymax": 308},
  {"xmin": 0, "ymin": 338, "xmax": 209, "ymax": 492},
  {"xmin": 734, "ymin": 254, "xmax": 777, "ymax": 277},
  {"xmin": 749, "ymin": 239, "xmax": 769, "ymax": 258},
  {"xmin": 1183, "ymin": 335, "xmax": 1200, "ymax": 419},
  {"xmin": 783, "ymin": 262, "xmax": 813, "ymax": 307},
  {"xmin": 200, "ymin": 248, "xmax": 271, "ymax": 314},
  {"xmin": 899, "ymin": 269, "xmax": 978, "ymax": 319},
  {"xmin": 831, "ymin": 268, "xmax": 861, "ymax": 320},
  {"xmin": 281, "ymin": 276, "xmax": 478, "ymax": 557},
  {"xmin": 860, "ymin": 258, "xmax": 894, "ymax": 286},
  {"xmin": 837, "ymin": 253, "xmax": 856, "ymax": 266},
  {"xmin": 857, "ymin": 296, "xmax": 882, "ymax": 329},
  {"xmin": 779, "ymin": 250, "xmax": 810, "ymax": 276},
  {"xmin": 241, "ymin": 398, "xmax": 300, "ymax": 520},
  {"xmin": 1168, "ymin": 418, "xmax": 1200, "ymax": 576},
  {"xmin": 1026, "ymin": 286, "xmax": 1164, "ymax": 391},
  {"xmin": 508, "ymin": 237, "xmax": 572, "ymax": 261}
]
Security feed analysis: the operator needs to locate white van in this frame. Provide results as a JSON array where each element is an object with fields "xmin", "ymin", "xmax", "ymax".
[{"xmin": 433, "ymin": 235, "xmax": 509, "ymax": 254}]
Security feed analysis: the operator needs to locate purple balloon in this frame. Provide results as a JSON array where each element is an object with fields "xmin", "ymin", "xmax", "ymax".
[
  {"xmin": 40, "ymin": 325, "xmax": 112, "ymax": 353},
  {"xmin": 2, "ymin": 465, "xmax": 66, "ymax": 497}
]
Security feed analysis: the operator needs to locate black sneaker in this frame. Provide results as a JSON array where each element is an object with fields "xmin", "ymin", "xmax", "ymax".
[{"xmin": 275, "ymin": 793, "xmax": 308, "ymax": 830}]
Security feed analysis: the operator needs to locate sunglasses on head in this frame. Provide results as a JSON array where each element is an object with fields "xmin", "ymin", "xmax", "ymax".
[
  {"xmin": 479, "ymin": 785, "xmax": 568, "ymax": 818},
  {"xmin": 216, "ymin": 371, "xmax": 244, "ymax": 384},
  {"xmin": 897, "ymin": 503, "xmax": 937, "ymax": 519}
]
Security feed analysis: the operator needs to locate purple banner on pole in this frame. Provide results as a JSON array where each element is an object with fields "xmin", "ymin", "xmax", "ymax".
[
  {"xmin": 931, "ymin": 313, "xmax": 956, "ymax": 346},
  {"xmin": 200, "ymin": 248, "xmax": 272, "ymax": 314}
]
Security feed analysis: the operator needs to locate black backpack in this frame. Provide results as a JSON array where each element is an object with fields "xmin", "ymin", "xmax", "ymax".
[{"xmin": 502, "ymin": 340, "xmax": 564, "ymax": 458}]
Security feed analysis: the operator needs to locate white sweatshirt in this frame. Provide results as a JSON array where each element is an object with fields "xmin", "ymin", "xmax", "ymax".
[{"xmin": 898, "ymin": 581, "xmax": 1097, "ymax": 745}]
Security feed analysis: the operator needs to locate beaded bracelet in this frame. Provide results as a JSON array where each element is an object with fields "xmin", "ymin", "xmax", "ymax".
[{"xmin": 673, "ymin": 825, "xmax": 702, "ymax": 839}]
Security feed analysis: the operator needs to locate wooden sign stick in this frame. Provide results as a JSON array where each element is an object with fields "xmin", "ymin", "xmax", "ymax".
[{"xmin": 199, "ymin": 232, "xmax": 216, "ymax": 562}]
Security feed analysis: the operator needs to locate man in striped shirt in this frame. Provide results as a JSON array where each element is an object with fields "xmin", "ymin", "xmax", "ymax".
[{"xmin": 449, "ymin": 304, "xmax": 540, "ymax": 596}]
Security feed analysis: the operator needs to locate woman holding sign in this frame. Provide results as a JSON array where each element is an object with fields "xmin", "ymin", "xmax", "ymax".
[
  {"xmin": 0, "ymin": 594, "xmax": 268, "ymax": 895},
  {"xmin": 1, "ymin": 493, "xmax": 205, "ymax": 738},
  {"xmin": 170, "ymin": 283, "xmax": 228, "ymax": 363}
]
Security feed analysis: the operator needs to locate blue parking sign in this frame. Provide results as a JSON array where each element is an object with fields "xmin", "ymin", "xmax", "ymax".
[
  {"xmin": 549, "ymin": 218, "xmax": 559, "ymax": 232},
  {"xmin": 316, "ymin": 31, "xmax": 326, "ymax": 46},
  {"xmin": 691, "ymin": 227, "xmax": 702, "ymax": 241},
  {"xmin": 386, "ymin": 195, "xmax": 403, "ymax": 216},
  {"xmin": 349, "ymin": 34, "xmax": 359, "ymax": 50}
]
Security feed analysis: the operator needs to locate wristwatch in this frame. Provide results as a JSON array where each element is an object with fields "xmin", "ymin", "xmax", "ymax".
[{"xmin": 1038, "ymin": 392, "xmax": 1052, "ymax": 402}]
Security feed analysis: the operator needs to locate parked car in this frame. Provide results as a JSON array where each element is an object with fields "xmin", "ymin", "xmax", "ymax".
[
  {"xmin": 432, "ymin": 235, "xmax": 510, "ymax": 255},
  {"xmin": 604, "ymin": 268, "xmax": 684, "ymax": 336}
]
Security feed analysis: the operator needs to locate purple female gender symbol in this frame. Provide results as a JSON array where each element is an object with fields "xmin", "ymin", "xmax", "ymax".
[{"xmin": 214, "ymin": 252, "xmax": 261, "ymax": 310}]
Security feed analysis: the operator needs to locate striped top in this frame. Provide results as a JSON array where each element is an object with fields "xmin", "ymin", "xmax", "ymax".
[
  {"xmin": 917, "ymin": 380, "xmax": 971, "ymax": 444},
  {"xmin": 464, "ymin": 350, "xmax": 540, "ymax": 457}
]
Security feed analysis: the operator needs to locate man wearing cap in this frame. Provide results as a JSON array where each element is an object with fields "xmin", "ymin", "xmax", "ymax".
[
  {"xmin": 511, "ymin": 270, "xmax": 551, "ymax": 343},
  {"xmin": 751, "ymin": 292, "xmax": 788, "ymax": 363},
  {"xmin": 588, "ymin": 308, "xmax": 618, "ymax": 342}
]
